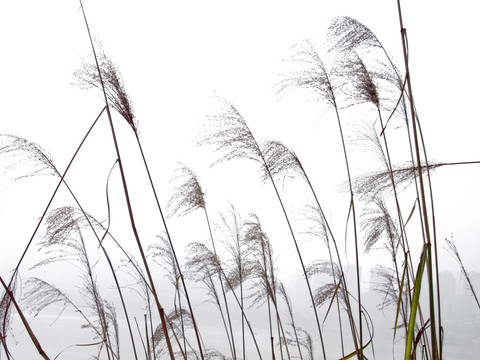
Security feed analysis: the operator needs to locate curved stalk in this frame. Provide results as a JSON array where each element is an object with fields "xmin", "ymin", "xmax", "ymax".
[{"xmin": 78, "ymin": 2, "xmax": 175, "ymax": 358}]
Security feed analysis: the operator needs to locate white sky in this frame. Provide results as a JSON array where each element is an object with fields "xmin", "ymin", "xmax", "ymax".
[{"xmin": 1, "ymin": 0, "xmax": 479, "ymax": 302}]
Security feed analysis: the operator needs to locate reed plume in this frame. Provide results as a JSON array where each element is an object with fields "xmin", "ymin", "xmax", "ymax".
[
  {"xmin": 166, "ymin": 164, "xmax": 205, "ymax": 217},
  {"xmin": 445, "ymin": 236, "xmax": 480, "ymax": 310},
  {"xmin": 75, "ymin": 43, "xmax": 137, "ymax": 132},
  {"xmin": 0, "ymin": 135, "xmax": 58, "ymax": 183},
  {"xmin": 31, "ymin": 206, "xmax": 117, "ymax": 359},
  {"xmin": 167, "ymin": 163, "xmax": 236, "ymax": 358},
  {"xmin": 370, "ymin": 265, "xmax": 405, "ymax": 314},
  {"xmin": 0, "ymin": 272, "xmax": 18, "ymax": 359},
  {"xmin": 198, "ymin": 93, "xmax": 327, "ymax": 359}
]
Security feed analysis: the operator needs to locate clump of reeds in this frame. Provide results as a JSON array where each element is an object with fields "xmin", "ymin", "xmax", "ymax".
[{"xmin": 3, "ymin": 2, "xmax": 479, "ymax": 360}]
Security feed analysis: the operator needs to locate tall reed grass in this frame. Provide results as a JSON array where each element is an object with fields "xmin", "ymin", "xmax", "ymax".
[{"xmin": 1, "ymin": 2, "xmax": 479, "ymax": 360}]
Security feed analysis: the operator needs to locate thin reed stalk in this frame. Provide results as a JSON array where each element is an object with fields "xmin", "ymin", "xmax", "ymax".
[
  {"xmin": 0, "ymin": 277, "xmax": 50, "ymax": 360},
  {"xmin": 397, "ymin": 2, "xmax": 439, "ymax": 358},
  {"xmin": 78, "ymin": 2, "xmax": 176, "ymax": 358}
]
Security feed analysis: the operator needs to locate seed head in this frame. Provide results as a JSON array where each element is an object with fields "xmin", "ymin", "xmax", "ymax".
[{"xmin": 75, "ymin": 43, "xmax": 137, "ymax": 132}]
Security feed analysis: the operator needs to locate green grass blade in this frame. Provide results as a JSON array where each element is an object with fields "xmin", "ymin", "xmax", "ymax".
[{"xmin": 404, "ymin": 245, "xmax": 427, "ymax": 360}]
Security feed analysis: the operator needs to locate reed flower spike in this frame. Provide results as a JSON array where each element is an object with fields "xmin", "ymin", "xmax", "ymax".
[{"xmin": 75, "ymin": 43, "xmax": 137, "ymax": 132}]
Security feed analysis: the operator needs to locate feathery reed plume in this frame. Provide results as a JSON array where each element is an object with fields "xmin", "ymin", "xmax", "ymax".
[
  {"xmin": 350, "ymin": 161, "xmax": 441, "ymax": 200},
  {"xmin": 149, "ymin": 235, "xmax": 181, "ymax": 295},
  {"xmin": 352, "ymin": 121, "xmax": 389, "ymax": 170},
  {"xmin": 277, "ymin": 40, "xmax": 336, "ymax": 107},
  {"xmin": 185, "ymin": 243, "xmax": 222, "ymax": 290},
  {"xmin": 22, "ymin": 276, "xmax": 121, "ymax": 357},
  {"xmin": 338, "ymin": 52, "xmax": 382, "ymax": 109},
  {"xmin": 153, "ymin": 309, "xmax": 197, "ymax": 359},
  {"xmin": 305, "ymin": 260, "xmax": 345, "ymax": 308},
  {"xmin": 328, "ymin": 20, "xmax": 433, "ymax": 340},
  {"xmin": 327, "ymin": 16, "xmax": 383, "ymax": 55},
  {"xmin": 286, "ymin": 327, "xmax": 314, "ymax": 360},
  {"xmin": 260, "ymin": 140, "xmax": 305, "ymax": 184},
  {"xmin": 23, "ymin": 277, "xmax": 75, "ymax": 321},
  {"xmin": 370, "ymin": 265, "xmax": 405, "ymax": 314},
  {"xmin": 445, "ymin": 236, "xmax": 480, "ymax": 310},
  {"xmin": 361, "ymin": 199, "xmax": 409, "ymax": 337},
  {"xmin": 203, "ymin": 349, "xmax": 230, "ymax": 360},
  {"xmin": 197, "ymin": 92, "xmax": 263, "ymax": 166},
  {"xmin": 75, "ymin": 43, "xmax": 137, "ymax": 132},
  {"xmin": 327, "ymin": 16, "xmax": 407, "ymax": 117},
  {"xmin": 0, "ymin": 135, "xmax": 58, "ymax": 183}
]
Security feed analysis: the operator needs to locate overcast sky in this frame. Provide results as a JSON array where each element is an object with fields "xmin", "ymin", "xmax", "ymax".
[{"xmin": 1, "ymin": 0, "xmax": 479, "ymax": 288}]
